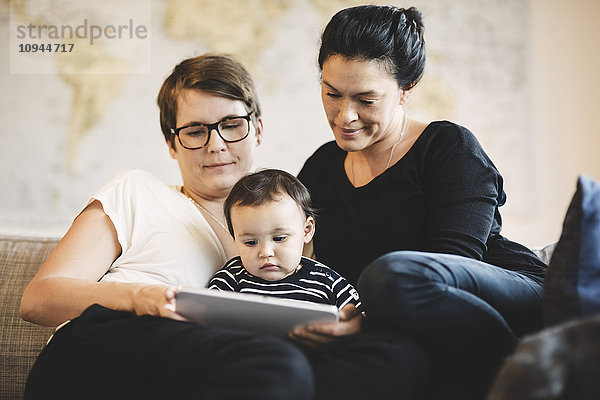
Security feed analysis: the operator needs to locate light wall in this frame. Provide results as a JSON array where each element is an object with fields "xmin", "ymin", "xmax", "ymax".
[
  {"xmin": 1, "ymin": 0, "xmax": 599, "ymax": 250},
  {"xmin": 507, "ymin": 0, "xmax": 600, "ymax": 247}
]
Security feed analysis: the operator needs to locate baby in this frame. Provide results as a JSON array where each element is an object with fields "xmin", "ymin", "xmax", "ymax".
[{"xmin": 207, "ymin": 169, "xmax": 361, "ymax": 311}]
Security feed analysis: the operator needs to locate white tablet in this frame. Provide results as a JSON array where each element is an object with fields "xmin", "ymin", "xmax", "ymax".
[{"xmin": 175, "ymin": 287, "xmax": 339, "ymax": 336}]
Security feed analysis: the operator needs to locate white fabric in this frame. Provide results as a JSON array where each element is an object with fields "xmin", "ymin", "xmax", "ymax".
[{"xmin": 91, "ymin": 170, "xmax": 226, "ymax": 287}]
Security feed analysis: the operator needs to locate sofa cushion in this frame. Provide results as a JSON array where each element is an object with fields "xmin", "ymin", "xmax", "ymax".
[
  {"xmin": 0, "ymin": 235, "xmax": 58, "ymax": 398},
  {"xmin": 543, "ymin": 175, "xmax": 600, "ymax": 327},
  {"xmin": 532, "ymin": 242, "xmax": 557, "ymax": 266}
]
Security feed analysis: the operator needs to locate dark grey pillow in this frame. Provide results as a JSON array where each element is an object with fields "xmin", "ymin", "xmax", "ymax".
[
  {"xmin": 488, "ymin": 315, "xmax": 600, "ymax": 400},
  {"xmin": 543, "ymin": 175, "xmax": 600, "ymax": 327}
]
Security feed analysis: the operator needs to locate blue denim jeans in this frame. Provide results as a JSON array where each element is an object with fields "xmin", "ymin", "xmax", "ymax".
[{"xmin": 358, "ymin": 251, "xmax": 544, "ymax": 399}]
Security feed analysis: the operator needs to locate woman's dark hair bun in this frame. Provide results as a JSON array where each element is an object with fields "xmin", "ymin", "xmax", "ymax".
[
  {"xmin": 318, "ymin": 5, "xmax": 426, "ymax": 90},
  {"xmin": 403, "ymin": 7, "xmax": 424, "ymax": 35}
]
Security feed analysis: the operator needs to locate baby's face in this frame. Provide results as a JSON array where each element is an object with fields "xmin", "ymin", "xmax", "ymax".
[{"xmin": 231, "ymin": 195, "xmax": 314, "ymax": 281}]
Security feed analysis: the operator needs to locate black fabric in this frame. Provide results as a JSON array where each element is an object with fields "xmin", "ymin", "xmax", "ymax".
[
  {"xmin": 298, "ymin": 121, "xmax": 546, "ymax": 286},
  {"xmin": 26, "ymin": 304, "xmax": 431, "ymax": 400},
  {"xmin": 300, "ymin": 332, "xmax": 431, "ymax": 400},
  {"xmin": 25, "ymin": 304, "xmax": 313, "ymax": 400}
]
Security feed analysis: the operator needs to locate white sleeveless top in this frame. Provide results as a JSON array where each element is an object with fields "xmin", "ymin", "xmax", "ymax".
[{"xmin": 91, "ymin": 170, "xmax": 226, "ymax": 288}]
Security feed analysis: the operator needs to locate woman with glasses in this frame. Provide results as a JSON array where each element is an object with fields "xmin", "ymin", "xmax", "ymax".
[
  {"xmin": 295, "ymin": 5, "xmax": 547, "ymax": 399},
  {"xmin": 20, "ymin": 54, "xmax": 313, "ymax": 399}
]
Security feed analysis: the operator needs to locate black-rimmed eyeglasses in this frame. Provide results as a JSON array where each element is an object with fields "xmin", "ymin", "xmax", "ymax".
[{"xmin": 171, "ymin": 112, "xmax": 253, "ymax": 150}]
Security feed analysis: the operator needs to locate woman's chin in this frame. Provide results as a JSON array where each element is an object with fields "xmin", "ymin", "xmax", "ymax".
[
  {"xmin": 203, "ymin": 167, "xmax": 242, "ymax": 184},
  {"xmin": 334, "ymin": 137, "xmax": 365, "ymax": 153},
  {"xmin": 201, "ymin": 177, "xmax": 239, "ymax": 198}
]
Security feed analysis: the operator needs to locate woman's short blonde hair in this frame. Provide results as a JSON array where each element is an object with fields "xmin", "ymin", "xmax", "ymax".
[{"xmin": 157, "ymin": 54, "xmax": 261, "ymax": 148}]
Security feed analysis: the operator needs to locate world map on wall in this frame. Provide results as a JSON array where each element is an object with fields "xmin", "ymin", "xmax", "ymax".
[
  {"xmin": 2, "ymin": 0, "xmax": 532, "ymax": 234},
  {"xmin": 10, "ymin": 0, "xmax": 371, "ymax": 166}
]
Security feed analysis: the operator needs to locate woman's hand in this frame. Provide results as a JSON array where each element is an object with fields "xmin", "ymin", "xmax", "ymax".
[
  {"xmin": 288, "ymin": 304, "xmax": 363, "ymax": 346},
  {"xmin": 131, "ymin": 284, "xmax": 186, "ymax": 320}
]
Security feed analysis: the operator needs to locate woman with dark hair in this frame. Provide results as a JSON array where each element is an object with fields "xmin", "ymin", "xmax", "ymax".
[{"xmin": 295, "ymin": 5, "xmax": 547, "ymax": 398}]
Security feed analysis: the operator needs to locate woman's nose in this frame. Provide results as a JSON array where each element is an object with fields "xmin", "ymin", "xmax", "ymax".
[
  {"xmin": 337, "ymin": 99, "xmax": 358, "ymax": 125},
  {"xmin": 205, "ymin": 127, "xmax": 227, "ymax": 153}
]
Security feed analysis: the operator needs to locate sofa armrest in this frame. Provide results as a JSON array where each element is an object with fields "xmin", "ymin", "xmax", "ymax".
[{"xmin": 0, "ymin": 234, "xmax": 59, "ymax": 398}]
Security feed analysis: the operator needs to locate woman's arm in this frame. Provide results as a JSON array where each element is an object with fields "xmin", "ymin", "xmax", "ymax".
[
  {"xmin": 20, "ymin": 201, "xmax": 179, "ymax": 327},
  {"xmin": 423, "ymin": 125, "xmax": 500, "ymax": 259}
]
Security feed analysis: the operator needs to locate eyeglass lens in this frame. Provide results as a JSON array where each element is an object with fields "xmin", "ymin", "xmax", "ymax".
[{"xmin": 178, "ymin": 117, "xmax": 249, "ymax": 149}]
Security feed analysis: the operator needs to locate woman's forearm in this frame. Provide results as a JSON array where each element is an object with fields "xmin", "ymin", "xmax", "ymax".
[
  {"xmin": 19, "ymin": 276, "xmax": 142, "ymax": 327},
  {"xmin": 21, "ymin": 275, "xmax": 180, "ymax": 327}
]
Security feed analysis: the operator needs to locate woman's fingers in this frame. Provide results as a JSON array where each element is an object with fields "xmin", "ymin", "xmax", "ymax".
[
  {"xmin": 289, "ymin": 326, "xmax": 335, "ymax": 346},
  {"xmin": 339, "ymin": 303, "xmax": 361, "ymax": 321},
  {"xmin": 132, "ymin": 284, "xmax": 182, "ymax": 318},
  {"xmin": 288, "ymin": 304, "xmax": 364, "ymax": 345},
  {"xmin": 303, "ymin": 304, "xmax": 363, "ymax": 336},
  {"xmin": 307, "ymin": 315, "xmax": 362, "ymax": 336}
]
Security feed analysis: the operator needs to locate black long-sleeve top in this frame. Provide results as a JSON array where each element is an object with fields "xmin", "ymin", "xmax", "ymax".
[{"xmin": 298, "ymin": 121, "xmax": 546, "ymax": 286}]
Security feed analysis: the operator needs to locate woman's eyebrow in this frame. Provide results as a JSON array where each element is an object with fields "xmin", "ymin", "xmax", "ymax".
[
  {"xmin": 180, "ymin": 114, "xmax": 244, "ymax": 126},
  {"xmin": 355, "ymin": 90, "xmax": 379, "ymax": 96},
  {"xmin": 322, "ymin": 80, "xmax": 379, "ymax": 96},
  {"xmin": 322, "ymin": 80, "xmax": 336, "ymax": 90}
]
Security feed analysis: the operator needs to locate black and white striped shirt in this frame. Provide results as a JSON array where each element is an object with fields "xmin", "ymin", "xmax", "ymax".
[{"xmin": 207, "ymin": 256, "xmax": 362, "ymax": 310}]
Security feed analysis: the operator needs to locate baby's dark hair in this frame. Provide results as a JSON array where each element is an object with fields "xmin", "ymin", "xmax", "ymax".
[{"xmin": 224, "ymin": 169, "xmax": 316, "ymax": 238}]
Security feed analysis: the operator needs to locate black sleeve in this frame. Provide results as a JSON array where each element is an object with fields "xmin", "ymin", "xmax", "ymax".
[{"xmin": 422, "ymin": 125, "xmax": 502, "ymax": 260}]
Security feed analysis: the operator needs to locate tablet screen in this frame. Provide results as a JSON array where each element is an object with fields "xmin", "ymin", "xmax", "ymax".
[{"xmin": 175, "ymin": 287, "xmax": 339, "ymax": 336}]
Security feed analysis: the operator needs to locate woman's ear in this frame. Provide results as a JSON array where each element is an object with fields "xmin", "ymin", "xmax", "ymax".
[
  {"xmin": 254, "ymin": 117, "xmax": 264, "ymax": 146},
  {"xmin": 303, "ymin": 216, "xmax": 315, "ymax": 243},
  {"xmin": 167, "ymin": 139, "xmax": 177, "ymax": 159},
  {"xmin": 399, "ymin": 88, "xmax": 414, "ymax": 105}
]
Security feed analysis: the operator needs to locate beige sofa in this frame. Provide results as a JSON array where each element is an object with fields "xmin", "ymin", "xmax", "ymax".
[
  {"xmin": 0, "ymin": 234, "xmax": 57, "ymax": 399},
  {"xmin": 0, "ymin": 232, "xmax": 557, "ymax": 399}
]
